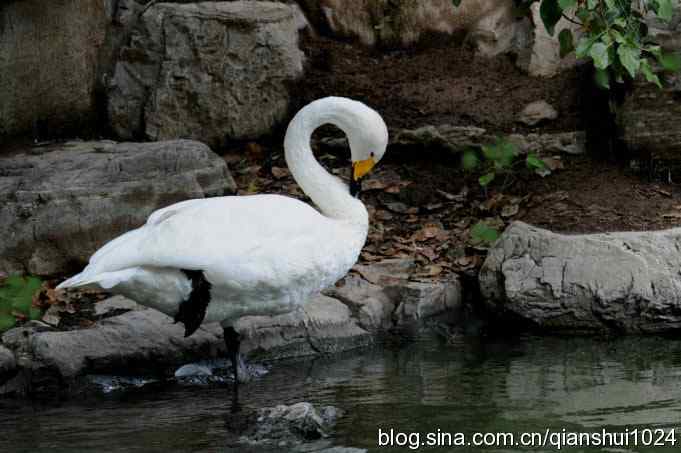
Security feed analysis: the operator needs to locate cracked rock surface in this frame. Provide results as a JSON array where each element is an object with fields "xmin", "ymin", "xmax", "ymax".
[
  {"xmin": 0, "ymin": 139, "xmax": 234, "ymax": 276},
  {"xmin": 480, "ymin": 221, "xmax": 681, "ymax": 333},
  {"xmin": 108, "ymin": 1, "xmax": 303, "ymax": 147}
]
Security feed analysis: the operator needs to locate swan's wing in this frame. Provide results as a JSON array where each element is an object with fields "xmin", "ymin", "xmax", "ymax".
[
  {"xmin": 87, "ymin": 198, "xmax": 206, "ymax": 266},
  {"xmin": 64, "ymin": 194, "xmax": 335, "ymax": 285}
]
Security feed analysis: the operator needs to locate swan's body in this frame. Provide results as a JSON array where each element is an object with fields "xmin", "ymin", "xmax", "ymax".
[
  {"xmin": 57, "ymin": 97, "xmax": 388, "ymax": 382},
  {"xmin": 64, "ymin": 194, "xmax": 367, "ymax": 325}
]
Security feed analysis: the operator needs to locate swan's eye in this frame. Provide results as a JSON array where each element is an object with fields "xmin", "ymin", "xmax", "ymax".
[{"xmin": 370, "ymin": 152, "xmax": 375, "ymax": 157}]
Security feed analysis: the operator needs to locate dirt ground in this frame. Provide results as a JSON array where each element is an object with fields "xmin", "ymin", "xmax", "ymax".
[{"xmin": 296, "ymin": 34, "xmax": 585, "ymax": 133}]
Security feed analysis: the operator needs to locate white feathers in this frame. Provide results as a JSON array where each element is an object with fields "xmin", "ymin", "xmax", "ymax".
[{"xmin": 58, "ymin": 97, "xmax": 389, "ymax": 328}]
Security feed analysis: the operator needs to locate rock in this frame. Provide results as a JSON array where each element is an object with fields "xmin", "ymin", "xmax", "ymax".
[
  {"xmin": 617, "ymin": 68, "xmax": 681, "ymax": 162},
  {"xmin": 95, "ymin": 295, "xmax": 144, "ymax": 316},
  {"xmin": 328, "ymin": 275, "xmax": 396, "ymax": 331},
  {"xmin": 645, "ymin": 2, "xmax": 681, "ymax": 51},
  {"xmin": 387, "ymin": 280, "xmax": 462, "ymax": 326},
  {"xmin": 506, "ymin": 131, "xmax": 586, "ymax": 155},
  {"xmin": 0, "ymin": 345, "xmax": 16, "ymax": 382},
  {"xmin": 519, "ymin": 3, "xmax": 582, "ymax": 77},
  {"xmin": 518, "ymin": 100, "xmax": 558, "ymax": 126},
  {"xmin": 480, "ymin": 221, "xmax": 681, "ymax": 333},
  {"xmin": 236, "ymin": 294, "xmax": 372, "ymax": 360},
  {"xmin": 108, "ymin": 1, "xmax": 304, "ymax": 147},
  {"xmin": 300, "ymin": 0, "xmax": 519, "ymax": 54},
  {"xmin": 327, "ymin": 259, "xmax": 462, "ymax": 331},
  {"xmin": 615, "ymin": 2, "xmax": 681, "ymax": 161},
  {"xmin": 0, "ymin": 139, "xmax": 234, "ymax": 276},
  {"xmin": 0, "ymin": 0, "xmax": 108, "ymax": 138},
  {"xmin": 243, "ymin": 402, "xmax": 340, "ymax": 445},
  {"xmin": 174, "ymin": 363, "xmax": 213, "ymax": 378},
  {"xmin": 393, "ymin": 125, "xmax": 488, "ymax": 152},
  {"xmin": 0, "ymin": 310, "xmax": 224, "ymax": 395},
  {"xmin": 392, "ymin": 124, "xmax": 585, "ymax": 155}
]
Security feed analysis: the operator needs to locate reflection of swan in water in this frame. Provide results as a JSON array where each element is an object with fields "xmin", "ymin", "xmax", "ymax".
[{"xmin": 57, "ymin": 97, "xmax": 388, "ymax": 391}]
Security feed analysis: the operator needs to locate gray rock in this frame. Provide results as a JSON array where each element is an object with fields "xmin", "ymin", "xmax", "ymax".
[
  {"xmin": 0, "ymin": 345, "xmax": 16, "ymax": 382},
  {"xmin": 480, "ymin": 221, "xmax": 681, "ymax": 333},
  {"xmin": 615, "ymin": 3, "xmax": 681, "ymax": 159},
  {"xmin": 617, "ymin": 71, "xmax": 681, "ymax": 160},
  {"xmin": 392, "ymin": 124, "xmax": 585, "ymax": 155},
  {"xmin": 519, "ymin": 3, "xmax": 583, "ymax": 77},
  {"xmin": 236, "ymin": 294, "xmax": 372, "ymax": 360},
  {"xmin": 30, "ymin": 310, "xmax": 224, "ymax": 379},
  {"xmin": 518, "ymin": 100, "xmax": 558, "ymax": 126},
  {"xmin": 95, "ymin": 295, "xmax": 144, "ymax": 316},
  {"xmin": 393, "ymin": 125, "xmax": 489, "ymax": 152},
  {"xmin": 0, "ymin": 139, "xmax": 234, "ymax": 276},
  {"xmin": 108, "ymin": 1, "xmax": 304, "ymax": 147},
  {"xmin": 507, "ymin": 131, "xmax": 586, "ymax": 155},
  {"xmin": 243, "ymin": 402, "xmax": 340, "ymax": 445},
  {"xmin": 387, "ymin": 280, "xmax": 462, "ymax": 326},
  {"xmin": 327, "ymin": 259, "xmax": 462, "ymax": 331},
  {"xmin": 174, "ymin": 363, "xmax": 213, "ymax": 378},
  {"xmin": 301, "ymin": 0, "xmax": 518, "ymax": 53},
  {"xmin": 329, "ymin": 276, "xmax": 396, "ymax": 331},
  {"xmin": 0, "ymin": 0, "xmax": 108, "ymax": 138}
]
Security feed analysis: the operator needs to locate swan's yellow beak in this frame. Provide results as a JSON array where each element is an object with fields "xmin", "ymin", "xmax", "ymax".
[{"xmin": 352, "ymin": 157, "xmax": 375, "ymax": 181}]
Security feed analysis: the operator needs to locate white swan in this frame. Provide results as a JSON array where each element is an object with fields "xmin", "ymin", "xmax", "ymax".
[{"xmin": 57, "ymin": 97, "xmax": 388, "ymax": 382}]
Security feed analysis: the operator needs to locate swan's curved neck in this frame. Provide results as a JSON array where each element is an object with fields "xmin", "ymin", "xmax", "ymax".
[{"xmin": 284, "ymin": 101, "xmax": 368, "ymax": 224}]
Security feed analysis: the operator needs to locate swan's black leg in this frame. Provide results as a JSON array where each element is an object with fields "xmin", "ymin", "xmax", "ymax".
[{"xmin": 223, "ymin": 326, "xmax": 241, "ymax": 388}]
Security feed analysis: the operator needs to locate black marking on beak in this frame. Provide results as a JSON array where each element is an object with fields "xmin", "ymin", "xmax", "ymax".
[{"xmin": 350, "ymin": 176, "xmax": 362, "ymax": 197}]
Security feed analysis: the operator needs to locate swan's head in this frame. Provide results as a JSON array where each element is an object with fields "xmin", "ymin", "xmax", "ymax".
[
  {"xmin": 342, "ymin": 99, "xmax": 389, "ymax": 196},
  {"xmin": 285, "ymin": 97, "xmax": 389, "ymax": 198}
]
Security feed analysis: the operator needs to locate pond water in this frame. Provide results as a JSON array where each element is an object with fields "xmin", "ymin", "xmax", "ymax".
[{"xmin": 2, "ymin": 333, "xmax": 681, "ymax": 452}]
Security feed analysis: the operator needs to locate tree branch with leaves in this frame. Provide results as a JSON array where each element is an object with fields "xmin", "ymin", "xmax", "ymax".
[{"xmin": 454, "ymin": 0, "xmax": 681, "ymax": 88}]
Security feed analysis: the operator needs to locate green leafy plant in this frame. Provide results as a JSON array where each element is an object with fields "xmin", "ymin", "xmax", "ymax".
[
  {"xmin": 462, "ymin": 138, "xmax": 548, "ymax": 190},
  {"xmin": 0, "ymin": 275, "xmax": 43, "ymax": 332},
  {"xmin": 455, "ymin": 0, "xmax": 681, "ymax": 88},
  {"xmin": 470, "ymin": 221, "xmax": 501, "ymax": 246}
]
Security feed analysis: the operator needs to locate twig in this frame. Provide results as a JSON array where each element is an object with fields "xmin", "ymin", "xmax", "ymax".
[{"xmin": 561, "ymin": 13, "xmax": 583, "ymax": 27}]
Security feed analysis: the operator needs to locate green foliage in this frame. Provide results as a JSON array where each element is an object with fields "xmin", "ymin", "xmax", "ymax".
[
  {"xmin": 470, "ymin": 221, "xmax": 500, "ymax": 245},
  {"xmin": 0, "ymin": 275, "xmax": 43, "ymax": 332},
  {"xmin": 532, "ymin": 0, "xmax": 680, "ymax": 88},
  {"xmin": 454, "ymin": 0, "xmax": 681, "ymax": 89},
  {"xmin": 461, "ymin": 138, "xmax": 549, "ymax": 190}
]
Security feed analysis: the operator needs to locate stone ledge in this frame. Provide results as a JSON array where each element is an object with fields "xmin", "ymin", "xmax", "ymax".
[{"xmin": 480, "ymin": 221, "xmax": 681, "ymax": 333}]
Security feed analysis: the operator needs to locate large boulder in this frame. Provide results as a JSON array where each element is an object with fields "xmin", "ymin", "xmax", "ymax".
[
  {"xmin": 480, "ymin": 222, "xmax": 681, "ymax": 333},
  {"xmin": 108, "ymin": 1, "xmax": 304, "ymax": 147},
  {"xmin": 299, "ymin": 0, "xmax": 520, "ymax": 55},
  {"xmin": 0, "ymin": 0, "xmax": 108, "ymax": 139},
  {"xmin": 0, "ymin": 140, "xmax": 235, "ymax": 276}
]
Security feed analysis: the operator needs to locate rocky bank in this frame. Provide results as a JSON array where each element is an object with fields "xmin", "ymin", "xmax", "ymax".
[{"xmin": 0, "ymin": 259, "xmax": 461, "ymax": 397}]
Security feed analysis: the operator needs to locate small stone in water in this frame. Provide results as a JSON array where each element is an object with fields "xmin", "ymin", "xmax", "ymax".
[{"xmin": 175, "ymin": 364, "xmax": 213, "ymax": 378}]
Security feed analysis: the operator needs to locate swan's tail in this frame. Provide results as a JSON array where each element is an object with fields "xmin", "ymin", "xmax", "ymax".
[
  {"xmin": 57, "ymin": 227, "xmax": 147, "ymax": 291},
  {"xmin": 56, "ymin": 268, "xmax": 139, "ymax": 290}
]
